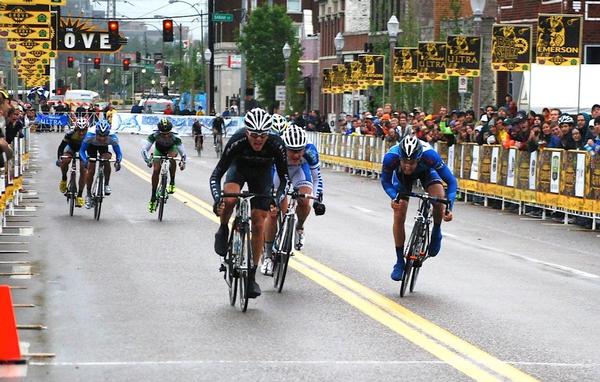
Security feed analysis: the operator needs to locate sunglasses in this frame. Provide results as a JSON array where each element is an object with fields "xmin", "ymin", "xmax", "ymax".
[{"xmin": 248, "ymin": 131, "xmax": 268, "ymax": 138}]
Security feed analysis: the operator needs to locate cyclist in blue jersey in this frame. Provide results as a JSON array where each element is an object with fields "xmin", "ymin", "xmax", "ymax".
[
  {"xmin": 381, "ymin": 136, "xmax": 456, "ymax": 281},
  {"xmin": 80, "ymin": 120, "xmax": 123, "ymax": 209},
  {"xmin": 262, "ymin": 124, "xmax": 326, "ymax": 275}
]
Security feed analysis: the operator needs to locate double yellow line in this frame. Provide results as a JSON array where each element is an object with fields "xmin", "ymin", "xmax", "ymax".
[{"xmin": 122, "ymin": 159, "xmax": 539, "ymax": 382}]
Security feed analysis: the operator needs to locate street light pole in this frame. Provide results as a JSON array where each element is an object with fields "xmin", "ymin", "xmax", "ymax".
[
  {"xmin": 334, "ymin": 32, "xmax": 344, "ymax": 116},
  {"xmin": 387, "ymin": 15, "xmax": 400, "ymax": 110},
  {"xmin": 282, "ymin": 42, "xmax": 291, "ymax": 114},
  {"xmin": 204, "ymin": 48, "xmax": 212, "ymax": 114},
  {"xmin": 470, "ymin": 0, "xmax": 486, "ymax": 119}
]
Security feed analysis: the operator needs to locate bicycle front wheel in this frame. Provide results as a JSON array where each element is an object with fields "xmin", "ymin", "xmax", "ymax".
[
  {"xmin": 157, "ymin": 174, "xmax": 167, "ymax": 222},
  {"xmin": 274, "ymin": 216, "xmax": 294, "ymax": 293},
  {"xmin": 68, "ymin": 171, "xmax": 76, "ymax": 216},
  {"xmin": 400, "ymin": 220, "xmax": 423, "ymax": 298},
  {"xmin": 238, "ymin": 224, "xmax": 252, "ymax": 312},
  {"xmin": 93, "ymin": 171, "xmax": 104, "ymax": 221},
  {"xmin": 409, "ymin": 266, "xmax": 420, "ymax": 293}
]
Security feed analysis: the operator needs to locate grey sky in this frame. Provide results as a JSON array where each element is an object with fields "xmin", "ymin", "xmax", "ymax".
[{"xmin": 92, "ymin": 0, "xmax": 208, "ymax": 40}]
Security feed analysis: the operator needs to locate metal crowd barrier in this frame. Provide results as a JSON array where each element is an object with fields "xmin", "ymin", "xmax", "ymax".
[
  {"xmin": 306, "ymin": 132, "xmax": 600, "ymax": 229},
  {"xmin": 0, "ymin": 127, "xmax": 30, "ymax": 232}
]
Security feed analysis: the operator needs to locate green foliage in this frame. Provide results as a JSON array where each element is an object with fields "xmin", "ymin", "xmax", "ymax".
[{"xmin": 237, "ymin": 5, "xmax": 302, "ymax": 112}]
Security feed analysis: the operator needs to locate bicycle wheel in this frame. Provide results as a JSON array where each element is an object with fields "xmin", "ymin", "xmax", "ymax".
[
  {"xmin": 215, "ymin": 138, "xmax": 222, "ymax": 158},
  {"xmin": 227, "ymin": 230, "xmax": 238, "ymax": 306},
  {"xmin": 275, "ymin": 215, "xmax": 295, "ymax": 293},
  {"xmin": 157, "ymin": 173, "xmax": 167, "ymax": 221},
  {"xmin": 400, "ymin": 221, "xmax": 423, "ymax": 298},
  {"xmin": 94, "ymin": 171, "xmax": 104, "ymax": 221},
  {"xmin": 68, "ymin": 172, "xmax": 76, "ymax": 216},
  {"xmin": 195, "ymin": 136, "xmax": 202, "ymax": 157},
  {"xmin": 238, "ymin": 223, "xmax": 251, "ymax": 312},
  {"xmin": 409, "ymin": 266, "xmax": 420, "ymax": 293},
  {"xmin": 272, "ymin": 215, "xmax": 287, "ymax": 288}
]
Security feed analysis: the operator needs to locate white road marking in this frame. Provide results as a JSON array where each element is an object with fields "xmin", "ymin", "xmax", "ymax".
[
  {"xmin": 444, "ymin": 232, "xmax": 458, "ymax": 239},
  {"xmin": 352, "ymin": 206, "xmax": 374, "ymax": 213},
  {"xmin": 28, "ymin": 359, "xmax": 600, "ymax": 368}
]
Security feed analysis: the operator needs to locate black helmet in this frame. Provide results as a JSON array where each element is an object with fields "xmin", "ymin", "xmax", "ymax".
[{"xmin": 157, "ymin": 118, "xmax": 172, "ymax": 132}]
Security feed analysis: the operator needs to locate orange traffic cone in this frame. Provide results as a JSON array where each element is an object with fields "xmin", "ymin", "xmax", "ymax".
[{"xmin": 0, "ymin": 285, "xmax": 25, "ymax": 364}]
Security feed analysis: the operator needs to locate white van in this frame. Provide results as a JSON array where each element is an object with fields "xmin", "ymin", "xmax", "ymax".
[{"xmin": 64, "ymin": 89, "xmax": 101, "ymax": 108}]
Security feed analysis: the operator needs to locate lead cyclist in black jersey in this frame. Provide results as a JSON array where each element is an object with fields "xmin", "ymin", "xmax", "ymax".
[{"xmin": 209, "ymin": 108, "xmax": 289, "ymax": 299}]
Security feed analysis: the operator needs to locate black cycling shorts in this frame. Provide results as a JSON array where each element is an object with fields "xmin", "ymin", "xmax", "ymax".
[
  {"xmin": 224, "ymin": 161, "xmax": 272, "ymax": 211},
  {"xmin": 86, "ymin": 145, "xmax": 110, "ymax": 159}
]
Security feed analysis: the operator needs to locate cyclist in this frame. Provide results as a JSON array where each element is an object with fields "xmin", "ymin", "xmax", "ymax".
[
  {"xmin": 212, "ymin": 113, "xmax": 225, "ymax": 146},
  {"xmin": 141, "ymin": 118, "xmax": 187, "ymax": 213},
  {"xmin": 270, "ymin": 113, "xmax": 288, "ymax": 135},
  {"xmin": 381, "ymin": 136, "xmax": 456, "ymax": 281},
  {"xmin": 192, "ymin": 119, "xmax": 204, "ymax": 151},
  {"xmin": 210, "ymin": 108, "xmax": 289, "ymax": 299},
  {"xmin": 56, "ymin": 117, "xmax": 89, "ymax": 207},
  {"xmin": 261, "ymin": 124, "xmax": 326, "ymax": 275},
  {"xmin": 80, "ymin": 119, "xmax": 123, "ymax": 209}
]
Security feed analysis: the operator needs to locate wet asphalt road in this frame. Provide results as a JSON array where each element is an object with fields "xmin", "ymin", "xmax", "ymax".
[{"xmin": 4, "ymin": 131, "xmax": 600, "ymax": 381}]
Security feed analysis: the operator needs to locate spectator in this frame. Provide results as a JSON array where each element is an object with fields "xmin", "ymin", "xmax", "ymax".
[
  {"xmin": 541, "ymin": 121, "xmax": 561, "ymax": 148},
  {"xmin": 504, "ymin": 94, "xmax": 517, "ymax": 117},
  {"xmin": 385, "ymin": 125, "xmax": 401, "ymax": 145},
  {"xmin": 196, "ymin": 105, "xmax": 205, "ymax": 116},
  {"xmin": 549, "ymin": 108, "xmax": 561, "ymax": 123},
  {"xmin": 317, "ymin": 116, "xmax": 330, "ymax": 133},
  {"xmin": 144, "ymin": 104, "xmax": 153, "ymax": 114},
  {"xmin": 229, "ymin": 101, "xmax": 239, "ymax": 116},
  {"xmin": 163, "ymin": 104, "xmax": 174, "ymax": 115},
  {"xmin": 542, "ymin": 107, "xmax": 551, "ymax": 123},
  {"xmin": 5, "ymin": 108, "xmax": 23, "ymax": 144},
  {"xmin": 571, "ymin": 128, "xmax": 586, "ymax": 150},
  {"xmin": 361, "ymin": 116, "xmax": 376, "ymax": 135}
]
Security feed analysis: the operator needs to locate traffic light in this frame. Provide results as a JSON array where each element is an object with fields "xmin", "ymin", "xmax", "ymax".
[
  {"xmin": 94, "ymin": 57, "xmax": 101, "ymax": 69},
  {"xmin": 163, "ymin": 65, "xmax": 169, "ymax": 76},
  {"xmin": 67, "ymin": 56, "xmax": 74, "ymax": 68},
  {"xmin": 162, "ymin": 19, "xmax": 174, "ymax": 42},
  {"xmin": 108, "ymin": 20, "xmax": 119, "ymax": 44},
  {"xmin": 123, "ymin": 58, "xmax": 130, "ymax": 71},
  {"xmin": 135, "ymin": 51, "xmax": 141, "ymax": 63}
]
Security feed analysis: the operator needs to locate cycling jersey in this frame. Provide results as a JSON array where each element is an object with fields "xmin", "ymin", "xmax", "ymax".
[
  {"xmin": 273, "ymin": 162, "xmax": 313, "ymax": 191},
  {"xmin": 141, "ymin": 130, "xmax": 186, "ymax": 161},
  {"xmin": 381, "ymin": 142, "xmax": 457, "ymax": 208},
  {"xmin": 57, "ymin": 129, "xmax": 87, "ymax": 159},
  {"xmin": 79, "ymin": 132, "xmax": 123, "ymax": 164},
  {"xmin": 303, "ymin": 143, "xmax": 324, "ymax": 199},
  {"xmin": 210, "ymin": 128, "xmax": 289, "ymax": 207}
]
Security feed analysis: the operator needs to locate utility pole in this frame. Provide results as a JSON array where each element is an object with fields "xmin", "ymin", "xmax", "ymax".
[
  {"xmin": 239, "ymin": 0, "xmax": 247, "ymax": 114},
  {"xmin": 208, "ymin": 0, "xmax": 215, "ymax": 114}
]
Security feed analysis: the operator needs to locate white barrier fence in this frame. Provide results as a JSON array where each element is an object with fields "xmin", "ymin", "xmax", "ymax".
[{"xmin": 112, "ymin": 113, "xmax": 244, "ymax": 137}]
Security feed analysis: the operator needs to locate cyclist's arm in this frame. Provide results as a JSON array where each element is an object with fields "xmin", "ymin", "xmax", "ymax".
[
  {"xmin": 381, "ymin": 152, "xmax": 400, "ymax": 199},
  {"xmin": 175, "ymin": 140, "xmax": 187, "ymax": 161},
  {"xmin": 57, "ymin": 139, "xmax": 68, "ymax": 160},
  {"xmin": 141, "ymin": 140, "xmax": 153, "ymax": 163},
  {"xmin": 209, "ymin": 133, "xmax": 241, "ymax": 201},
  {"xmin": 79, "ymin": 140, "xmax": 89, "ymax": 164},
  {"xmin": 109, "ymin": 135, "xmax": 123, "ymax": 162},
  {"xmin": 305, "ymin": 145, "xmax": 323, "ymax": 199},
  {"xmin": 436, "ymin": 164, "xmax": 457, "ymax": 210},
  {"xmin": 273, "ymin": 138, "xmax": 290, "ymax": 200}
]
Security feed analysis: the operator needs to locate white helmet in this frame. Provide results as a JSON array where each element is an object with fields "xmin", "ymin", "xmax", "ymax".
[
  {"xmin": 282, "ymin": 124, "xmax": 307, "ymax": 150},
  {"xmin": 558, "ymin": 114, "xmax": 574, "ymax": 126},
  {"xmin": 271, "ymin": 114, "xmax": 288, "ymax": 134},
  {"xmin": 244, "ymin": 108, "xmax": 272, "ymax": 132},
  {"xmin": 75, "ymin": 117, "xmax": 88, "ymax": 130}
]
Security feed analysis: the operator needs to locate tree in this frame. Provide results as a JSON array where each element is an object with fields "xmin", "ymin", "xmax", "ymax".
[{"xmin": 237, "ymin": 5, "xmax": 302, "ymax": 113}]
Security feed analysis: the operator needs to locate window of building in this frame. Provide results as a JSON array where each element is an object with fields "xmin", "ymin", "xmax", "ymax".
[
  {"xmin": 287, "ymin": 0, "xmax": 301, "ymax": 13},
  {"xmin": 585, "ymin": 45, "xmax": 600, "ymax": 64}
]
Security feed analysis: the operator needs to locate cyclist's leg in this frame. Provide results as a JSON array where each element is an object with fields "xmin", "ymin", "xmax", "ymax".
[
  {"xmin": 78, "ymin": 159, "xmax": 86, "ymax": 197},
  {"xmin": 59, "ymin": 150, "xmax": 72, "ymax": 181},
  {"xmin": 100, "ymin": 151, "xmax": 112, "ymax": 186},
  {"xmin": 151, "ymin": 157, "xmax": 161, "ymax": 200},
  {"xmin": 85, "ymin": 146, "xmax": 98, "ymax": 196},
  {"xmin": 264, "ymin": 169, "xmax": 280, "ymax": 245},
  {"xmin": 247, "ymin": 165, "xmax": 273, "ymax": 266},
  {"xmin": 391, "ymin": 173, "xmax": 411, "ymax": 280},
  {"xmin": 167, "ymin": 150, "xmax": 177, "ymax": 186},
  {"xmin": 423, "ymin": 169, "xmax": 445, "ymax": 257}
]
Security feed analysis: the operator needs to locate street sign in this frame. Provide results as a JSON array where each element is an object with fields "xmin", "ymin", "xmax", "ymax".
[
  {"xmin": 275, "ymin": 85, "xmax": 286, "ymax": 101},
  {"xmin": 458, "ymin": 76, "xmax": 468, "ymax": 94},
  {"xmin": 212, "ymin": 13, "xmax": 233, "ymax": 22},
  {"xmin": 58, "ymin": 18, "xmax": 127, "ymax": 53}
]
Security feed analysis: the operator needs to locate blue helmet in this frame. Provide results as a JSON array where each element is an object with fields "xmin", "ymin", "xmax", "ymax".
[
  {"xmin": 95, "ymin": 119, "xmax": 111, "ymax": 136},
  {"xmin": 399, "ymin": 136, "xmax": 423, "ymax": 161}
]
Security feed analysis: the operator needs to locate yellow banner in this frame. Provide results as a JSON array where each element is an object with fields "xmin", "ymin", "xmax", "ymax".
[
  {"xmin": 445, "ymin": 35, "xmax": 481, "ymax": 77},
  {"xmin": 417, "ymin": 42, "xmax": 448, "ymax": 81},
  {"xmin": 1, "ymin": 0, "xmax": 65, "ymax": 5},
  {"xmin": 344, "ymin": 61, "xmax": 363, "ymax": 91},
  {"xmin": 15, "ymin": 49, "xmax": 56, "ymax": 63},
  {"xmin": 393, "ymin": 47, "xmax": 421, "ymax": 83},
  {"xmin": 331, "ymin": 64, "xmax": 346, "ymax": 94},
  {"xmin": 358, "ymin": 54, "xmax": 384, "ymax": 87},
  {"xmin": 6, "ymin": 38, "xmax": 52, "ymax": 52},
  {"xmin": 0, "ymin": 9, "xmax": 50, "ymax": 26},
  {"xmin": 321, "ymin": 68, "xmax": 332, "ymax": 94},
  {"xmin": 0, "ymin": 24, "xmax": 52, "ymax": 40},
  {"xmin": 536, "ymin": 14, "xmax": 582, "ymax": 66},
  {"xmin": 491, "ymin": 24, "xmax": 532, "ymax": 71}
]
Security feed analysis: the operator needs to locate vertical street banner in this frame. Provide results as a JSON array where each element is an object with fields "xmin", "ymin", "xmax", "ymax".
[
  {"xmin": 491, "ymin": 24, "xmax": 532, "ymax": 71},
  {"xmin": 393, "ymin": 47, "xmax": 421, "ymax": 83},
  {"xmin": 358, "ymin": 54, "xmax": 384, "ymax": 87},
  {"xmin": 550, "ymin": 150, "xmax": 561, "ymax": 193},
  {"xmin": 506, "ymin": 148, "xmax": 516, "ymax": 187},
  {"xmin": 417, "ymin": 42, "xmax": 448, "ymax": 81},
  {"xmin": 321, "ymin": 68, "xmax": 332, "ymax": 94},
  {"xmin": 529, "ymin": 151, "xmax": 537, "ymax": 190},
  {"xmin": 331, "ymin": 64, "xmax": 346, "ymax": 94},
  {"xmin": 490, "ymin": 146, "xmax": 499, "ymax": 184},
  {"xmin": 445, "ymin": 35, "xmax": 482, "ymax": 77},
  {"xmin": 345, "ymin": 61, "xmax": 363, "ymax": 91},
  {"xmin": 536, "ymin": 14, "xmax": 582, "ymax": 66}
]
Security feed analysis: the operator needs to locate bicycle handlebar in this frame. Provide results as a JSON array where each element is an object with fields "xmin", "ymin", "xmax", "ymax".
[
  {"xmin": 60, "ymin": 153, "xmax": 80, "ymax": 159},
  {"xmin": 152, "ymin": 155, "xmax": 183, "ymax": 161},
  {"xmin": 89, "ymin": 158, "xmax": 116, "ymax": 163},
  {"xmin": 221, "ymin": 192, "xmax": 272, "ymax": 199},
  {"xmin": 395, "ymin": 192, "xmax": 450, "ymax": 206}
]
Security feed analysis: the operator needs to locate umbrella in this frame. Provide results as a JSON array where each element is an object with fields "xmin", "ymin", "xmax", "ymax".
[{"xmin": 27, "ymin": 86, "xmax": 49, "ymax": 101}]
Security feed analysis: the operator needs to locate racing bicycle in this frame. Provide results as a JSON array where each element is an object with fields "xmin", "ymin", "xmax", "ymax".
[
  {"xmin": 153, "ymin": 155, "xmax": 182, "ymax": 222},
  {"xmin": 214, "ymin": 133, "xmax": 223, "ymax": 158},
  {"xmin": 219, "ymin": 192, "xmax": 267, "ymax": 312},
  {"xmin": 399, "ymin": 192, "xmax": 449, "ymax": 298},
  {"xmin": 272, "ymin": 187, "xmax": 317, "ymax": 293},
  {"xmin": 61, "ymin": 153, "xmax": 79, "ymax": 216},
  {"xmin": 89, "ymin": 157, "xmax": 115, "ymax": 221}
]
